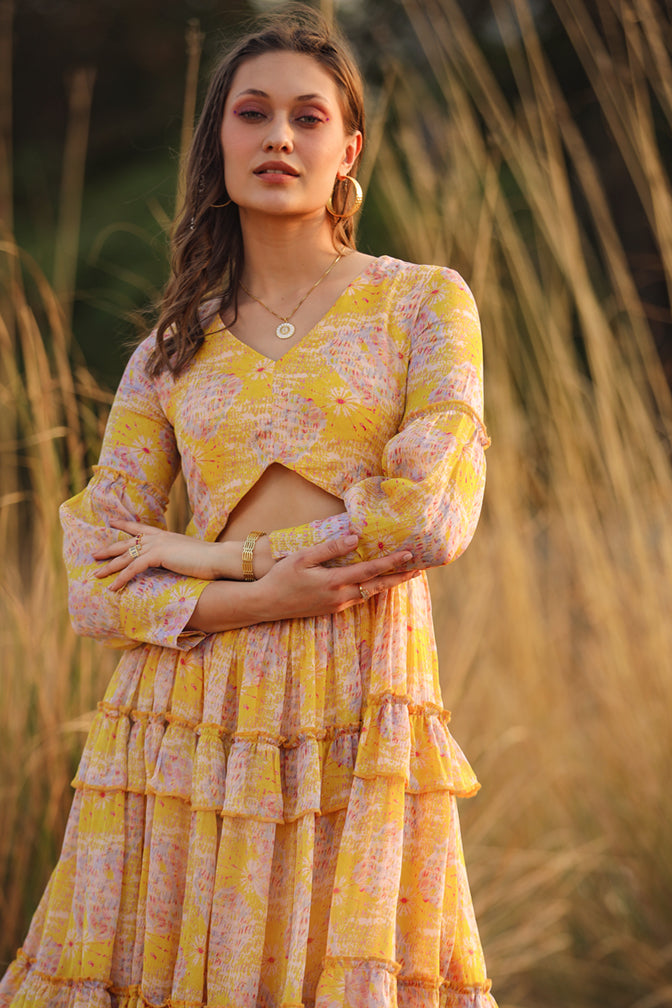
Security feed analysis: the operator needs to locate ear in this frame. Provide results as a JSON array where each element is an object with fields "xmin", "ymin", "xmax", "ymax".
[{"xmin": 339, "ymin": 131, "xmax": 363, "ymax": 176}]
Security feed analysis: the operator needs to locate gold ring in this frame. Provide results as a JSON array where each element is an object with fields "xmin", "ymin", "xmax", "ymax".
[
  {"xmin": 129, "ymin": 544, "xmax": 140, "ymax": 559},
  {"xmin": 359, "ymin": 585, "xmax": 371, "ymax": 602}
]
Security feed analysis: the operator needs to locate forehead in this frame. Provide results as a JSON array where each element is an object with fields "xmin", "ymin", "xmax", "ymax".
[{"xmin": 228, "ymin": 50, "xmax": 342, "ymax": 106}]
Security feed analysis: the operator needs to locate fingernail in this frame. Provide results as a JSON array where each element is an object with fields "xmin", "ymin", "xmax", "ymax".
[
  {"xmin": 401, "ymin": 552, "xmax": 413, "ymax": 562},
  {"xmin": 344, "ymin": 534, "xmax": 358, "ymax": 546}
]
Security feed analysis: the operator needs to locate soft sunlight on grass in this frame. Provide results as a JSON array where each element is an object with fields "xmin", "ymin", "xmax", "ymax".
[
  {"xmin": 0, "ymin": 238, "xmax": 115, "ymax": 941},
  {"xmin": 384, "ymin": 1, "xmax": 672, "ymax": 1005}
]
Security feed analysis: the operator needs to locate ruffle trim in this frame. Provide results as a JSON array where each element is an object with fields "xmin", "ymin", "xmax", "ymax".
[
  {"xmin": 71, "ymin": 692, "xmax": 480, "ymax": 824},
  {"xmin": 4, "ymin": 950, "xmax": 496, "ymax": 1008},
  {"xmin": 318, "ymin": 957, "xmax": 495, "ymax": 1006}
]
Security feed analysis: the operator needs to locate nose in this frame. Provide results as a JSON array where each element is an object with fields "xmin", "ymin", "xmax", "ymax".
[{"xmin": 263, "ymin": 114, "xmax": 294, "ymax": 153}]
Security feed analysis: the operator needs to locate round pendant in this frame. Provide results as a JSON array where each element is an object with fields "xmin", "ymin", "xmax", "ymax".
[{"xmin": 276, "ymin": 321, "xmax": 295, "ymax": 339}]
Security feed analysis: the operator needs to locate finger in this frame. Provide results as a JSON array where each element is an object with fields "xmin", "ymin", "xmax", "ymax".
[
  {"xmin": 297, "ymin": 533, "xmax": 359, "ymax": 567},
  {"xmin": 354, "ymin": 569, "xmax": 421, "ymax": 603},
  {"xmin": 109, "ymin": 519, "xmax": 156, "ymax": 536},
  {"xmin": 92, "ymin": 539, "xmax": 134, "ymax": 561},
  {"xmin": 340, "ymin": 549, "xmax": 414, "ymax": 585},
  {"xmin": 93, "ymin": 551, "xmax": 138, "ymax": 578},
  {"xmin": 93, "ymin": 521, "xmax": 156, "ymax": 560},
  {"xmin": 93, "ymin": 534, "xmax": 153, "ymax": 579},
  {"xmin": 109, "ymin": 556, "xmax": 156, "ymax": 591},
  {"xmin": 354, "ymin": 582, "xmax": 374, "ymax": 604},
  {"xmin": 374, "ymin": 569, "xmax": 422, "ymax": 590}
]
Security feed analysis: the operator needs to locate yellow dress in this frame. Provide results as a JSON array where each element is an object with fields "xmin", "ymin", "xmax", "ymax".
[{"xmin": 0, "ymin": 256, "xmax": 495, "ymax": 1008}]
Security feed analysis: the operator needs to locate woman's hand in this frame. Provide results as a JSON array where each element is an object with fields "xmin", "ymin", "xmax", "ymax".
[
  {"xmin": 94, "ymin": 523, "xmax": 419, "ymax": 629},
  {"xmin": 93, "ymin": 519, "xmax": 242, "ymax": 589},
  {"xmin": 259, "ymin": 534, "xmax": 418, "ymax": 620},
  {"xmin": 188, "ymin": 533, "xmax": 420, "ymax": 633}
]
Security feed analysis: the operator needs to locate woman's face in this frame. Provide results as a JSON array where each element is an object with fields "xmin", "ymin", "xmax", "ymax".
[{"xmin": 220, "ymin": 50, "xmax": 361, "ymax": 221}]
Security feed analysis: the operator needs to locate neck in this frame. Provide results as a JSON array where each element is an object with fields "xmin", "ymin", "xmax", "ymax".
[{"xmin": 238, "ymin": 209, "xmax": 344, "ymax": 296}]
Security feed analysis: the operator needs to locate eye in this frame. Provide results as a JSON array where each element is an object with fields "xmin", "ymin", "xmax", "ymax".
[
  {"xmin": 296, "ymin": 114, "xmax": 325, "ymax": 126},
  {"xmin": 235, "ymin": 107, "xmax": 266, "ymax": 122}
]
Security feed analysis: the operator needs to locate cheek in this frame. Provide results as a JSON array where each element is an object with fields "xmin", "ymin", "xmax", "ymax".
[
  {"xmin": 307, "ymin": 136, "xmax": 347, "ymax": 172},
  {"xmin": 220, "ymin": 130, "xmax": 247, "ymax": 182},
  {"xmin": 220, "ymin": 116, "xmax": 248, "ymax": 155}
]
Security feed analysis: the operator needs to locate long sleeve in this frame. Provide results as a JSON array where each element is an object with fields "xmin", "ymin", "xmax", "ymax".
[
  {"xmin": 268, "ymin": 269, "xmax": 490, "ymax": 568},
  {"xmin": 59, "ymin": 338, "xmax": 209, "ymax": 650}
]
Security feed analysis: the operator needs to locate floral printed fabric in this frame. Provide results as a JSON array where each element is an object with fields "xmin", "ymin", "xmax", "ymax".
[
  {"xmin": 0, "ymin": 256, "xmax": 496, "ymax": 1008},
  {"xmin": 57, "ymin": 256, "xmax": 489, "ymax": 651}
]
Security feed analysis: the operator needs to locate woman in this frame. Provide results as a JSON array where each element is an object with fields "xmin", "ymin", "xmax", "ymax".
[{"xmin": 1, "ymin": 7, "xmax": 495, "ymax": 1008}]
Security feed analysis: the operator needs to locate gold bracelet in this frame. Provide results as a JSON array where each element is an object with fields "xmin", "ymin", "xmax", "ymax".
[{"xmin": 241, "ymin": 530, "xmax": 266, "ymax": 581}]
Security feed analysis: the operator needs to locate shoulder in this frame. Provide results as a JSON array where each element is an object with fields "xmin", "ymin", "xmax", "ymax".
[
  {"xmin": 197, "ymin": 297, "xmax": 221, "ymax": 332},
  {"xmin": 115, "ymin": 333, "xmax": 155, "ymax": 385},
  {"xmin": 365, "ymin": 256, "xmax": 479, "ymax": 335},
  {"xmin": 122, "ymin": 298, "xmax": 222, "ymax": 386},
  {"xmin": 368, "ymin": 255, "xmax": 477, "ymax": 307},
  {"xmin": 119, "ymin": 332, "xmax": 160, "ymax": 385},
  {"xmin": 112, "ymin": 333, "xmax": 171, "ymax": 417}
]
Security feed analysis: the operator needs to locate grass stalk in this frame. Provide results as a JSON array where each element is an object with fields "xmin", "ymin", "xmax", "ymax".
[
  {"xmin": 53, "ymin": 67, "xmax": 96, "ymax": 331},
  {"xmin": 386, "ymin": 2, "xmax": 672, "ymax": 1004}
]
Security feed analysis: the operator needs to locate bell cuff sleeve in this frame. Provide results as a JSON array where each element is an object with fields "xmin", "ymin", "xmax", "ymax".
[{"xmin": 60, "ymin": 338, "xmax": 210, "ymax": 650}]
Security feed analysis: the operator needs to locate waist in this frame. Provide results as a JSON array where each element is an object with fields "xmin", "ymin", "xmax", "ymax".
[{"xmin": 217, "ymin": 462, "xmax": 346, "ymax": 542}]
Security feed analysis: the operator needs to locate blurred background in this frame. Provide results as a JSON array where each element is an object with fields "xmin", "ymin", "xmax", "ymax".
[{"xmin": 1, "ymin": 1, "xmax": 672, "ymax": 1005}]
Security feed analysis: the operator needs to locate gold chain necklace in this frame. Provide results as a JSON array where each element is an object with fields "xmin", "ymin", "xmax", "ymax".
[{"xmin": 239, "ymin": 253, "xmax": 342, "ymax": 339}]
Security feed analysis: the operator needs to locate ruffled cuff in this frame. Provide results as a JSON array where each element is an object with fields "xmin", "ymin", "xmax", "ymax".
[
  {"xmin": 117, "ymin": 572, "xmax": 209, "ymax": 650},
  {"xmin": 268, "ymin": 511, "xmax": 353, "ymax": 561}
]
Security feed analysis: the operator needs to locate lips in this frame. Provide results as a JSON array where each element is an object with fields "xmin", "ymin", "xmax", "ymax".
[{"xmin": 254, "ymin": 161, "xmax": 299, "ymax": 177}]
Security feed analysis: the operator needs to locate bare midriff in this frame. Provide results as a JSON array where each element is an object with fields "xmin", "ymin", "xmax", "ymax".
[{"xmin": 216, "ymin": 462, "xmax": 346, "ymax": 542}]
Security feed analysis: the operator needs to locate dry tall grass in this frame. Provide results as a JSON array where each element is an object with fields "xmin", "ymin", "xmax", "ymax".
[
  {"xmin": 377, "ymin": 1, "xmax": 672, "ymax": 1005},
  {"xmin": 1, "ymin": 2, "xmax": 671, "ymax": 1007},
  {"xmin": 0, "ymin": 239, "xmax": 114, "ymax": 941}
]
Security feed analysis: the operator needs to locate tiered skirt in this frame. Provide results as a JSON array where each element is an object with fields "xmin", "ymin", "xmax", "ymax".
[{"xmin": 0, "ymin": 575, "xmax": 496, "ymax": 1008}]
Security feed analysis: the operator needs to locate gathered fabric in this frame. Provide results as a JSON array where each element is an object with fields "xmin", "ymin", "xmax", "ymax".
[
  {"xmin": 0, "ymin": 257, "xmax": 496, "ymax": 1007},
  {"xmin": 1, "ymin": 582, "xmax": 494, "ymax": 1007}
]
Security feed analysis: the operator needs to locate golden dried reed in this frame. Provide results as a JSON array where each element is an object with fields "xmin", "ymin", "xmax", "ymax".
[{"xmin": 382, "ymin": 1, "xmax": 672, "ymax": 1004}]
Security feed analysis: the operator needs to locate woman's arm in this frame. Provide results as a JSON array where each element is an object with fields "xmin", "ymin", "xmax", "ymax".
[
  {"xmin": 60, "ymin": 338, "xmax": 212, "ymax": 651},
  {"xmin": 90, "ymin": 519, "xmax": 418, "ymax": 632},
  {"xmin": 186, "ymin": 535, "xmax": 419, "ymax": 633},
  {"xmin": 91, "ymin": 518, "xmax": 254, "ymax": 589},
  {"xmin": 265, "ymin": 269, "xmax": 490, "ymax": 569},
  {"xmin": 63, "ymin": 338, "xmax": 419, "ymax": 649}
]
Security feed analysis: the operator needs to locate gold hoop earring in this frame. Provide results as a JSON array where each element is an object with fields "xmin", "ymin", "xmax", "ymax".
[
  {"xmin": 327, "ymin": 175, "xmax": 363, "ymax": 219},
  {"xmin": 210, "ymin": 198, "xmax": 232, "ymax": 208}
]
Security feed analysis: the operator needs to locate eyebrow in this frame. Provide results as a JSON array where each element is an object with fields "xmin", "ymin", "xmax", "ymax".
[{"xmin": 233, "ymin": 89, "xmax": 330, "ymax": 103}]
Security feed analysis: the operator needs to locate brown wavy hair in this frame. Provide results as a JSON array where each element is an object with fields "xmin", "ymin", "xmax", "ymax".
[{"xmin": 148, "ymin": 4, "xmax": 366, "ymax": 377}]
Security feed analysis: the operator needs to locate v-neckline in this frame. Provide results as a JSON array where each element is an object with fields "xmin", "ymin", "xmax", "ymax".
[{"xmin": 215, "ymin": 256, "xmax": 384, "ymax": 365}]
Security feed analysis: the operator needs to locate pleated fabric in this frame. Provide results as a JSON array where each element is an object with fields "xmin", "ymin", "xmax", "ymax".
[{"xmin": 0, "ymin": 575, "xmax": 495, "ymax": 1008}]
